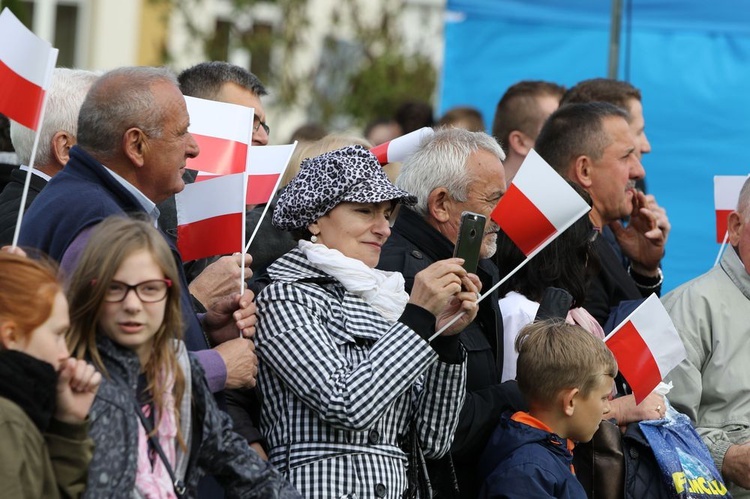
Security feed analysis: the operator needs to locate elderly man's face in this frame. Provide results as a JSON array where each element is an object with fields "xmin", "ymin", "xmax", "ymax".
[
  {"xmin": 586, "ymin": 116, "xmax": 645, "ymax": 226},
  {"xmin": 139, "ymin": 81, "xmax": 199, "ymax": 203},
  {"xmin": 445, "ymin": 149, "xmax": 506, "ymax": 259},
  {"xmin": 728, "ymin": 209, "xmax": 750, "ymax": 274},
  {"xmin": 215, "ymin": 82, "xmax": 268, "ymax": 146}
]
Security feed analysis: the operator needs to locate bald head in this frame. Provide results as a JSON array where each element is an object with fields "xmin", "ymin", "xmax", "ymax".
[{"xmin": 76, "ymin": 66, "xmax": 178, "ymax": 161}]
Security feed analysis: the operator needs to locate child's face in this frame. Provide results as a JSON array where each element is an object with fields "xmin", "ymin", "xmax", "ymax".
[
  {"xmin": 569, "ymin": 375, "xmax": 613, "ymax": 443},
  {"xmin": 99, "ymin": 250, "xmax": 167, "ymax": 366},
  {"xmin": 12, "ymin": 291, "xmax": 70, "ymax": 370}
]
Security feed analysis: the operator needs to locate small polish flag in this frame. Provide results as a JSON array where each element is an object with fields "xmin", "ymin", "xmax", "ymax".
[
  {"xmin": 604, "ymin": 294, "xmax": 687, "ymax": 404},
  {"xmin": 491, "ymin": 149, "xmax": 590, "ymax": 256},
  {"xmin": 0, "ymin": 8, "xmax": 58, "ymax": 130},
  {"xmin": 370, "ymin": 127, "xmax": 433, "ymax": 164},
  {"xmin": 185, "ymin": 96, "xmax": 254, "ymax": 176},
  {"xmin": 246, "ymin": 144, "xmax": 296, "ymax": 205},
  {"xmin": 714, "ymin": 175, "xmax": 747, "ymax": 243},
  {"xmin": 176, "ymin": 173, "xmax": 245, "ymax": 262}
]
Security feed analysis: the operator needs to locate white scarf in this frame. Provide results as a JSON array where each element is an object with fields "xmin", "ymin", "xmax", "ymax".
[{"xmin": 298, "ymin": 240, "xmax": 409, "ymax": 323}]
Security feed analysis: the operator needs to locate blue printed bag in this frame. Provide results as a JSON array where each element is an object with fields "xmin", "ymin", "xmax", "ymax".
[{"xmin": 639, "ymin": 402, "xmax": 730, "ymax": 498}]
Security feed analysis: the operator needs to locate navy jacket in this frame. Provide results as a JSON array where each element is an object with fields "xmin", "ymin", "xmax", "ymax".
[
  {"xmin": 18, "ymin": 145, "xmax": 208, "ymax": 353},
  {"xmin": 478, "ymin": 413, "xmax": 586, "ymax": 499}
]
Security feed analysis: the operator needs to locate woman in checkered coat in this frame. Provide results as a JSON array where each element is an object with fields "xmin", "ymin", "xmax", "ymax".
[{"xmin": 255, "ymin": 145, "xmax": 480, "ymax": 498}]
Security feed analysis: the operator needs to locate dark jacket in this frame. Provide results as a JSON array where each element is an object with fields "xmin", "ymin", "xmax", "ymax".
[
  {"xmin": 584, "ymin": 227, "xmax": 661, "ymax": 326},
  {"xmin": 18, "ymin": 146, "xmax": 208, "ymax": 353},
  {"xmin": 477, "ymin": 413, "xmax": 586, "ymax": 499},
  {"xmin": 0, "ymin": 167, "xmax": 47, "ymax": 246},
  {"xmin": 245, "ymin": 194, "xmax": 296, "ymax": 278},
  {"xmin": 378, "ymin": 207, "xmax": 526, "ymax": 498},
  {"xmin": 0, "ymin": 351, "xmax": 93, "ymax": 499},
  {"xmin": 85, "ymin": 336, "xmax": 299, "ymax": 498}
]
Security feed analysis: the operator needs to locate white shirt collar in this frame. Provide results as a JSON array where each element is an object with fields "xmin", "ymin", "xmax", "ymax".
[
  {"xmin": 102, "ymin": 165, "xmax": 160, "ymax": 224},
  {"xmin": 18, "ymin": 164, "xmax": 52, "ymax": 182}
]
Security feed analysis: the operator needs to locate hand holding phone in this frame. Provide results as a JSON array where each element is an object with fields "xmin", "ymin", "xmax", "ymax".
[{"xmin": 453, "ymin": 211, "xmax": 486, "ymax": 274}]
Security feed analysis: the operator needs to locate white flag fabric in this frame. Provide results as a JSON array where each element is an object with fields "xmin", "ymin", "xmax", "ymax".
[
  {"xmin": 714, "ymin": 175, "xmax": 747, "ymax": 243},
  {"xmin": 184, "ymin": 95, "xmax": 254, "ymax": 176},
  {"xmin": 246, "ymin": 144, "xmax": 297, "ymax": 205},
  {"xmin": 0, "ymin": 8, "xmax": 58, "ymax": 130},
  {"xmin": 604, "ymin": 294, "xmax": 687, "ymax": 404},
  {"xmin": 176, "ymin": 173, "xmax": 245, "ymax": 262},
  {"xmin": 370, "ymin": 127, "xmax": 433, "ymax": 164},
  {"xmin": 491, "ymin": 149, "xmax": 590, "ymax": 256}
]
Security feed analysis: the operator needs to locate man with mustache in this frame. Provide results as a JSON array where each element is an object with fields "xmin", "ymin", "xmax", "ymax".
[
  {"xmin": 534, "ymin": 101, "xmax": 667, "ymax": 325},
  {"xmin": 378, "ymin": 128, "xmax": 526, "ymax": 498},
  {"xmin": 560, "ymin": 77, "xmax": 671, "ymax": 271}
]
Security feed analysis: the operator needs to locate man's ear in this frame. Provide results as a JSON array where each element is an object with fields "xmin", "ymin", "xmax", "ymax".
[
  {"xmin": 571, "ymin": 155, "xmax": 593, "ymax": 188},
  {"xmin": 122, "ymin": 128, "xmax": 147, "ymax": 167},
  {"xmin": 0, "ymin": 321, "xmax": 20, "ymax": 350},
  {"xmin": 728, "ymin": 211, "xmax": 743, "ymax": 247},
  {"xmin": 427, "ymin": 187, "xmax": 452, "ymax": 223},
  {"xmin": 51, "ymin": 131, "xmax": 75, "ymax": 168},
  {"xmin": 561, "ymin": 387, "xmax": 580, "ymax": 417},
  {"xmin": 508, "ymin": 130, "xmax": 533, "ymax": 156}
]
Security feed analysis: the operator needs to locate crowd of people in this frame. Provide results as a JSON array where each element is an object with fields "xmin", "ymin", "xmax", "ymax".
[{"xmin": 0, "ymin": 59, "xmax": 746, "ymax": 499}]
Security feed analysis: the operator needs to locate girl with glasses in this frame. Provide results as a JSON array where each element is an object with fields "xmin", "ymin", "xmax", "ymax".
[{"xmin": 65, "ymin": 216, "xmax": 299, "ymax": 498}]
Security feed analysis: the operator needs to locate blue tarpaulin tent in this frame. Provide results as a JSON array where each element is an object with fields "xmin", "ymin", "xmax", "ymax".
[{"xmin": 440, "ymin": 0, "xmax": 750, "ymax": 291}]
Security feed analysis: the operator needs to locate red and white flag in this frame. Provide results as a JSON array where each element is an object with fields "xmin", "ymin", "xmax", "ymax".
[
  {"xmin": 0, "ymin": 8, "xmax": 58, "ymax": 131},
  {"xmin": 184, "ymin": 95, "xmax": 254, "ymax": 176},
  {"xmin": 176, "ymin": 173, "xmax": 245, "ymax": 262},
  {"xmin": 491, "ymin": 149, "xmax": 590, "ymax": 256},
  {"xmin": 370, "ymin": 127, "xmax": 433, "ymax": 164},
  {"xmin": 714, "ymin": 175, "xmax": 747, "ymax": 243},
  {"xmin": 245, "ymin": 143, "xmax": 296, "ymax": 205},
  {"xmin": 604, "ymin": 294, "xmax": 687, "ymax": 404}
]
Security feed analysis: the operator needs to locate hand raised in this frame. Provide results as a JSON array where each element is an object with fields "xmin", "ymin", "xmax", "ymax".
[
  {"xmin": 609, "ymin": 190, "xmax": 666, "ymax": 274},
  {"xmin": 408, "ymin": 258, "xmax": 467, "ymax": 317},
  {"xmin": 204, "ymin": 288, "xmax": 257, "ymax": 345},
  {"xmin": 55, "ymin": 358, "xmax": 102, "ymax": 424},
  {"xmin": 435, "ymin": 273, "xmax": 482, "ymax": 336},
  {"xmin": 189, "ymin": 253, "xmax": 253, "ymax": 309}
]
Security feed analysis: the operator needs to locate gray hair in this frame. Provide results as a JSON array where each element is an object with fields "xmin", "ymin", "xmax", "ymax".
[
  {"xmin": 76, "ymin": 66, "xmax": 178, "ymax": 159},
  {"xmin": 178, "ymin": 61, "xmax": 267, "ymax": 99},
  {"xmin": 396, "ymin": 128, "xmax": 505, "ymax": 217},
  {"xmin": 10, "ymin": 68, "xmax": 99, "ymax": 166}
]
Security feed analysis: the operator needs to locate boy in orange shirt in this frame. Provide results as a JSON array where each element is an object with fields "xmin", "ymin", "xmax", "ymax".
[{"xmin": 478, "ymin": 319, "xmax": 617, "ymax": 498}]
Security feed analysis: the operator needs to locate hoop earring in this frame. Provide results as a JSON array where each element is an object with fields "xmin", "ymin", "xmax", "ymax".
[{"xmin": 311, "ymin": 234, "xmax": 318, "ymax": 243}]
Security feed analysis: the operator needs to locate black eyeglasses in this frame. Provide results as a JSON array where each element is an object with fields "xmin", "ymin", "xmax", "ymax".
[
  {"xmin": 99, "ymin": 279, "xmax": 172, "ymax": 303},
  {"xmin": 253, "ymin": 118, "xmax": 270, "ymax": 136}
]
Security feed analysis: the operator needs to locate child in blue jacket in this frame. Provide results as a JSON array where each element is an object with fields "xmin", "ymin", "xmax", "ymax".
[{"xmin": 478, "ymin": 319, "xmax": 617, "ymax": 498}]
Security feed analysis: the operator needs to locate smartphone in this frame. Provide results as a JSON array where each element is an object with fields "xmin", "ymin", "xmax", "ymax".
[{"xmin": 452, "ymin": 211, "xmax": 486, "ymax": 274}]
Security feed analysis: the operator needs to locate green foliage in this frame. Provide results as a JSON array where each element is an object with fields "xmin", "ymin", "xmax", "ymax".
[
  {"xmin": 343, "ymin": 52, "xmax": 436, "ymax": 126},
  {"xmin": 152, "ymin": 0, "xmax": 437, "ymax": 127}
]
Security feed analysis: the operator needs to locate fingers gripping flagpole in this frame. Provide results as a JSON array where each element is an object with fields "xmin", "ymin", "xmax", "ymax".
[
  {"xmin": 428, "ymin": 209, "xmax": 590, "ymax": 343},
  {"xmin": 11, "ymin": 49, "xmax": 58, "ymax": 248}
]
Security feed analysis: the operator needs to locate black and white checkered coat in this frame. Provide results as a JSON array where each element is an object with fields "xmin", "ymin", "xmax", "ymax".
[{"xmin": 255, "ymin": 248, "xmax": 467, "ymax": 498}]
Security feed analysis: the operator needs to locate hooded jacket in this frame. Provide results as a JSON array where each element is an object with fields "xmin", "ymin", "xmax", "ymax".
[{"xmin": 478, "ymin": 413, "xmax": 586, "ymax": 499}]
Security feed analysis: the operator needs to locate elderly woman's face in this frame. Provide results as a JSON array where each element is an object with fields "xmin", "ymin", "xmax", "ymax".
[{"xmin": 309, "ymin": 201, "xmax": 394, "ymax": 267}]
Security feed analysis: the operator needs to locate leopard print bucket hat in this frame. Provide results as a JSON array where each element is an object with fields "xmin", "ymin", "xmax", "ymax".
[{"xmin": 273, "ymin": 145, "xmax": 416, "ymax": 231}]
